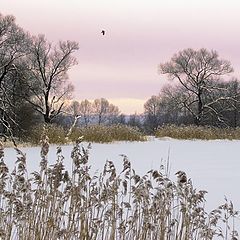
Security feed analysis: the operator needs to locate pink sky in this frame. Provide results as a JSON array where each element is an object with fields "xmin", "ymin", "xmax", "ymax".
[{"xmin": 1, "ymin": 0, "xmax": 240, "ymax": 114}]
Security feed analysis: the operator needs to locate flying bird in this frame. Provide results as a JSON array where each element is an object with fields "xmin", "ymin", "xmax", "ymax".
[{"xmin": 101, "ymin": 30, "xmax": 105, "ymax": 35}]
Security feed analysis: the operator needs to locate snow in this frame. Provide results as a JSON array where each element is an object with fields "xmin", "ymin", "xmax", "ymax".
[{"xmin": 3, "ymin": 137, "xmax": 240, "ymax": 212}]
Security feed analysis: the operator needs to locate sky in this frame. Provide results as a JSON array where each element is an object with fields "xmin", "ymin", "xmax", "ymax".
[{"xmin": 1, "ymin": 0, "xmax": 240, "ymax": 114}]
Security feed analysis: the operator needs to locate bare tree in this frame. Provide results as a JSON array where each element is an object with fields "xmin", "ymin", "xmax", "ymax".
[
  {"xmin": 92, "ymin": 98, "xmax": 120, "ymax": 125},
  {"xmin": 79, "ymin": 99, "xmax": 92, "ymax": 126},
  {"xmin": 24, "ymin": 35, "xmax": 79, "ymax": 123},
  {"xmin": 159, "ymin": 48, "xmax": 233, "ymax": 125},
  {"xmin": 68, "ymin": 99, "xmax": 93, "ymax": 126},
  {"xmin": 160, "ymin": 84, "xmax": 195, "ymax": 124},
  {"xmin": 68, "ymin": 100, "xmax": 80, "ymax": 117},
  {"xmin": 144, "ymin": 95, "xmax": 161, "ymax": 131},
  {"xmin": 144, "ymin": 95, "xmax": 161, "ymax": 117},
  {"xmin": 107, "ymin": 103, "xmax": 120, "ymax": 124},
  {"xmin": 144, "ymin": 86, "xmax": 193, "ymax": 130}
]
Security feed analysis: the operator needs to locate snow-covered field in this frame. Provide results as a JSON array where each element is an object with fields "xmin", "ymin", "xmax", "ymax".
[{"xmin": 4, "ymin": 137, "xmax": 240, "ymax": 212}]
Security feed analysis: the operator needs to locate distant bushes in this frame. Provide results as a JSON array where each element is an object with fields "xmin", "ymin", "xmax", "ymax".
[
  {"xmin": 155, "ymin": 124, "xmax": 240, "ymax": 140},
  {"xmin": 28, "ymin": 124, "xmax": 146, "ymax": 144}
]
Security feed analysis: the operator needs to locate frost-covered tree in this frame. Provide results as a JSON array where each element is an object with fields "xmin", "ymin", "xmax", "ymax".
[
  {"xmin": 202, "ymin": 78, "xmax": 240, "ymax": 127},
  {"xmin": 0, "ymin": 13, "xmax": 31, "ymax": 138},
  {"xmin": 159, "ymin": 48, "xmax": 233, "ymax": 125}
]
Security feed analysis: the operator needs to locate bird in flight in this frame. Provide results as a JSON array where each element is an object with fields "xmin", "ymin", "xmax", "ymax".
[{"xmin": 101, "ymin": 30, "xmax": 105, "ymax": 35}]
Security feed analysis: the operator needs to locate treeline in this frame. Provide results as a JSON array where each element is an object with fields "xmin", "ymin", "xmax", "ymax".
[
  {"xmin": 144, "ymin": 48, "xmax": 240, "ymax": 132},
  {"xmin": 0, "ymin": 13, "xmax": 78, "ymax": 139},
  {"xmin": 68, "ymin": 48, "xmax": 240, "ymax": 134},
  {"xmin": 1, "ymin": 12, "xmax": 240, "ymax": 141},
  {"xmin": 0, "ymin": 13, "xmax": 142, "ymax": 141},
  {"xmin": 60, "ymin": 98, "xmax": 142, "ymax": 127},
  {"xmin": 66, "ymin": 98, "xmax": 120, "ymax": 126},
  {"xmin": 144, "ymin": 78, "xmax": 240, "ymax": 132}
]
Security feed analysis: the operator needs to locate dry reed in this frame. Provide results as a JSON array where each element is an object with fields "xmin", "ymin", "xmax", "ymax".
[
  {"xmin": 155, "ymin": 124, "xmax": 240, "ymax": 140},
  {"xmin": 28, "ymin": 124, "xmax": 145, "ymax": 145},
  {"xmin": 0, "ymin": 137, "xmax": 239, "ymax": 239}
]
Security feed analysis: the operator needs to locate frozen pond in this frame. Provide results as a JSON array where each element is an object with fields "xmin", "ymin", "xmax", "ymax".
[{"xmin": 3, "ymin": 137, "xmax": 240, "ymax": 212}]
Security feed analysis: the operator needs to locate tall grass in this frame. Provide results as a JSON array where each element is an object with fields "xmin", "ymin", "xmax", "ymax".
[
  {"xmin": 155, "ymin": 124, "xmax": 240, "ymax": 140},
  {"xmin": 28, "ymin": 124, "xmax": 145, "ymax": 145},
  {"xmin": 0, "ymin": 137, "xmax": 239, "ymax": 239},
  {"xmin": 29, "ymin": 124, "xmax": 67, "ymax": 144},
  {"xmin": 69, "ymin": 124, "xmax": 146, "ymax": 143}
]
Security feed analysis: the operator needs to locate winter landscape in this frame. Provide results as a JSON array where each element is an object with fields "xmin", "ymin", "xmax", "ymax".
[
  {"xmin": 2, "ymin": 137, "xmax": 240, "ymax": 238},
  {"xmin": 1, "ymin": 0, "xmax": 240, "ymax": 239}
]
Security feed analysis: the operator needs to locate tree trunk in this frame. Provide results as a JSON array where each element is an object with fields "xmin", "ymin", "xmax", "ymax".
[
  {"xmin": 44, "ymin": 114, "xmax": 51, "ymax": 123},
  {"xmin": 98, "ymin": 114, "xmax": 102, "ymax": 125},
  {"xmin": 196, "ymin": 92, "xmax": 203, "ymax": 126},
  {"xmin": 233, "ymin": 107, "xmax": 238, "ymax": 128}
]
